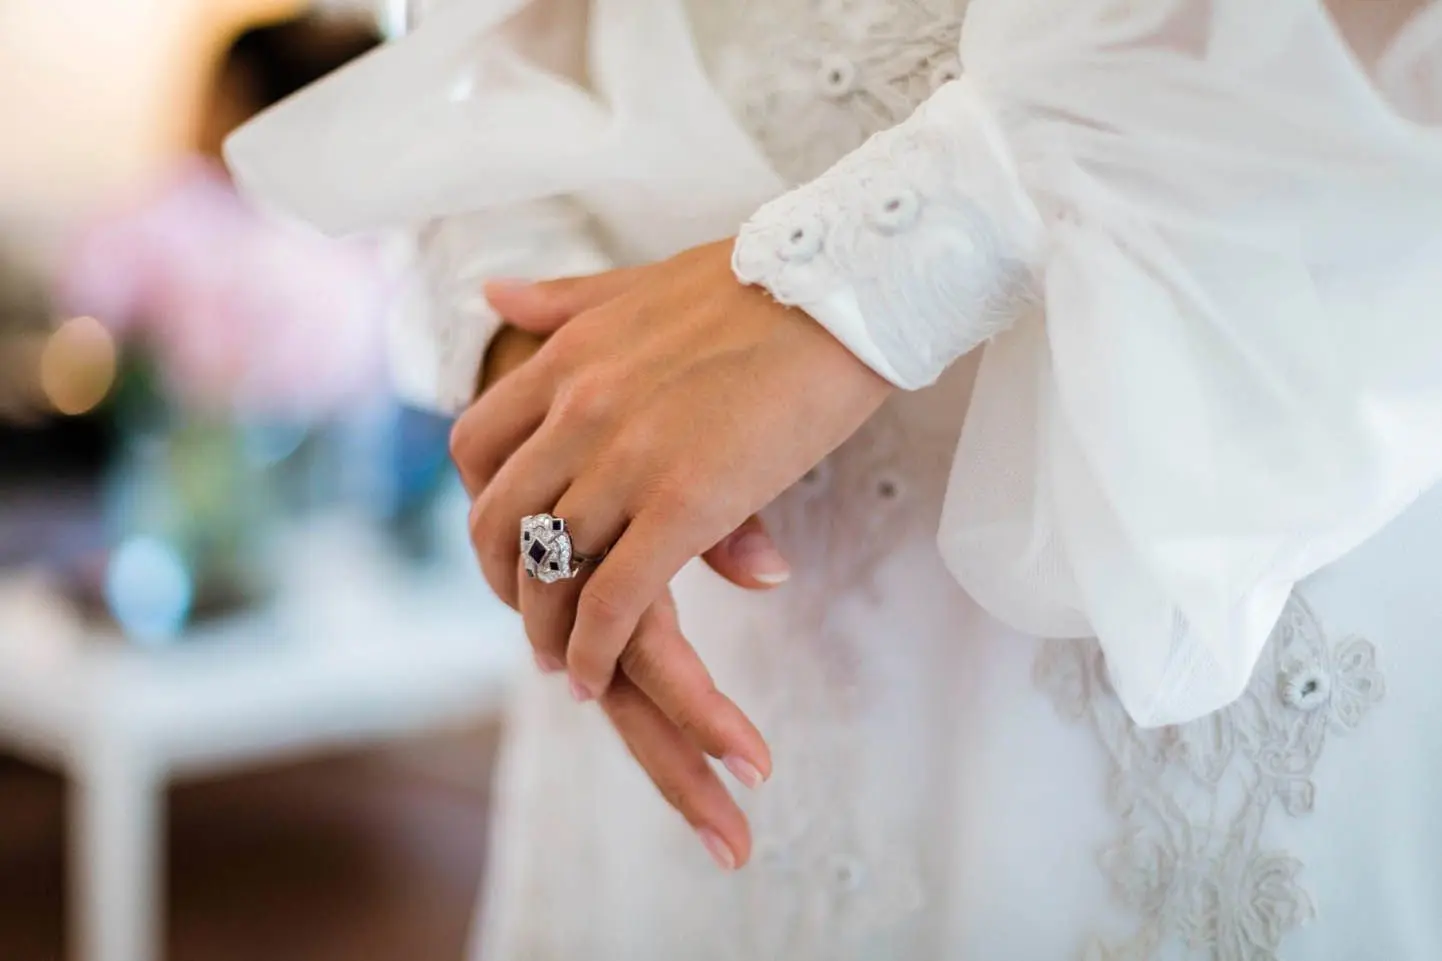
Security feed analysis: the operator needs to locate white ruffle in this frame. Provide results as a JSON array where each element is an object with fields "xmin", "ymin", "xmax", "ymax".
[
  {"xmin": 226, "ymin": 0, "xmax": 1442, "ymax": 726},
  {"xmin": 737, "ymin": 0, "xmax": 1442, "ymax": 725},
  {"xmin": 955, "ymin": 0, "xmax": 1442, "ymax": 725},
  {"xmin": 225, "ymin": 0, "xmax": 784, "ymax": 410}
]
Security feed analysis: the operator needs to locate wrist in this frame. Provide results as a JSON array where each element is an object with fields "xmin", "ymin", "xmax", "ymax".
[{"xmin": 731, "ymin": 80, "xmax": 1044, "ymax": 391}]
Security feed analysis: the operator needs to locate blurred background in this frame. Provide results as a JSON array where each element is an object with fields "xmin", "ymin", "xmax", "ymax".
[{"xmin": 0, "ymin": 2, "xmax": 520, "ymax": 960}]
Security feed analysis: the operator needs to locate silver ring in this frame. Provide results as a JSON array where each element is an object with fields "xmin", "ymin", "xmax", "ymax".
[{"xmin": 520, "ymin": 514, "xmax": 604, "ymax": 584}]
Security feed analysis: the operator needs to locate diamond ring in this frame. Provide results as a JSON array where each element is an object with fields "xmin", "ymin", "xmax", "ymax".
[{"xmin": 520, "ymin": 514, "xmax": 604, "ymax": 584}]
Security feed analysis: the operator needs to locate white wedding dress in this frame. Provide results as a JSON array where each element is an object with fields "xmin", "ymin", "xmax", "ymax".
[{"xmin": 226, "ymin": 1, "xmax": 1442, "ymax": 957}]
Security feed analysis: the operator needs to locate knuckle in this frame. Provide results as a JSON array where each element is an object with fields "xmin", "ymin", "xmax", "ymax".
[
  {"xmin": 467, "ymin": 493, "xmax": 497, "ymax": 546},
  {"xmin": 604, "ymin": 688, "xmax": 647, "ymax": 728},
  {"xmin": 670, "ymin": 708, "xmax": 707, "ymax": 745},
  {"xmin": 448, "ymin": 416, "xmax": 473, "ymax": 468},
  {"xmin": 565, "ymin": 643, "xmax": 611, "ymax": 685},
  {"xmin": 577, "ymin": 580, "xmax": 627, "ymax": 632},
  {"xmin": 645, "ymin": 757, "xmax": 708, "ymax": 819},
  {"xmin": 466, "ymin": 499, "xmax": 486, "ymax": 547},
  {"xmin": 467, "ymin": 498, "xmax": 485, "ymax": 542},
  {"xmin": 641, "ymin": 470, "xmax": 703, "ymax": 522},
  {"xmin": 603, "ymin": 422, "xmax": 653, "ymax": 471},
  {"xmin": 617, "ymin": 633, "xmax": 661, "ymax": 680},
  {"xmin": 547, "ymin": 309, "xmax": 596, "ymax": 352},
  {"xmin": 468, "ymin": 500, "xmax": 513, "ymax": 578},
  {"xmin": 656, "ymin": 780, "xmax": 692, "ymax": 818},
  {"xmin": 552, "ymin": 371, "xmax": 614, "ymax": 428},
  {"xmin": 671, "ymin": 691, "xmax": 722, "ymax": 744}
]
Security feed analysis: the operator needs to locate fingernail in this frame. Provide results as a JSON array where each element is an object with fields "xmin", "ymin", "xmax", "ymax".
[
  {"xmin": 569, "ymin": 677, "xmax": 594, "ymax": 703},
  {"xmin": 535, "ymin": 653, "xmax": 565, "ymax": 674},
  {"xmin": 696, "ymin": 828, "xmax": 738, "ymax": 872},
  {"xmin": 731, "ymin": 531, "xmax": 790, "ymax": 586},
  {"xmin": 724, "ymin": 755, "xmax": 765, "ymax": 790}
]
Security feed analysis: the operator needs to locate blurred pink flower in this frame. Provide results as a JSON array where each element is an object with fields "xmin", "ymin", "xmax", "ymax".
[{"xmin": 57, "ymin": 157, "xmax": 391, "ymax": 419}]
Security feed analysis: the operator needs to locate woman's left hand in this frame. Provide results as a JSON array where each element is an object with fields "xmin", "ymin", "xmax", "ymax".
[{"xmin": 451, "ymin": 239, "xmax": 892, "ymax": 700}]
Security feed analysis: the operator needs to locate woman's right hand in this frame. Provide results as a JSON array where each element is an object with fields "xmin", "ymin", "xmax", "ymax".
[
  {"xmin": 479, "ymin": 325, "xmax": 792, "ymax": 594},
  {"xmin": 469, "ymin": 323, "xmax": 790, "ymax": 870}
]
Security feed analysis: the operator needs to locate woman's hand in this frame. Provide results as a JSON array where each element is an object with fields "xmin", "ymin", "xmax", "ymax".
[
  {"xmin": 477, "ymin": 324, "xmax": 795, "ymax": 591},
  {"xmin": 463, "ymin": 313, "xmax": 797, "ymax": 870},
  {"xmin": 452, "ymin": 239, "xmax": 892, "ymax": 698}
]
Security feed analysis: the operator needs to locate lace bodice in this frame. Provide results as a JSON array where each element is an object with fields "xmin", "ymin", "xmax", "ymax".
[
  {"xmin": 683, "ymin": 5, "xmax": 1395, "ymax": 959},
  {"xmin": 685, "ymin": 0, "xmax": 969, "ymax": 185}
]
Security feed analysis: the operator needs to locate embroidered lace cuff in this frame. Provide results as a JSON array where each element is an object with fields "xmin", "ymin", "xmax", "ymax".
[{"xmin": 732, "ymin": 80, "xmax": 1044, "ymax": 391}]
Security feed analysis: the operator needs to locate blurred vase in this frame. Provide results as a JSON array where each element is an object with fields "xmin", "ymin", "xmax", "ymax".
[{"xmin": 101, "ymin": 357, "xmax": 282, "ymax": 640}]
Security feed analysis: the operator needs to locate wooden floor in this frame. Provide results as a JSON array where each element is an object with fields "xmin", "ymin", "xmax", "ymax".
[{"xmin": 0, "ymin": 729, "xmax": 499, "ymax": 961}]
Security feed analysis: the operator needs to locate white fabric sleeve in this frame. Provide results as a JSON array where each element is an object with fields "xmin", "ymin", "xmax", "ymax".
[
  {"xmin": 388, "ymin": 200, "xmax": 613, "ymax": 414},
  {"xmin": 225, "ymin": 0, "xmax": 617, "ymax": 414},
  {"xmin": 735, "ymin": 0, "xmax": 1442, "ymax": 727},
  {"xmin": 383, "ymin": 0, "xmax": 615, "ymax": 414},
  {"xmin": 732, "ymin": 79, "xmax": 1046, "ymax": 390}
]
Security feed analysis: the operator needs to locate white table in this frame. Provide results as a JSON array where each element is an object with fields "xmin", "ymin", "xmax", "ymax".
[{"xmin": 0, "ymin": 514, "xmax": 524, "ymax": 961}]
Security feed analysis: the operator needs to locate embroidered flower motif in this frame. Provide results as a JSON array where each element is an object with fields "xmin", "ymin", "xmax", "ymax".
[
  {"xmin": 1323, "ymin": 638, "xmax": 1386, "ymax": 730},
  {"xmin": 1099, "ymin": 826, "xmax": 1185, "ymax": 918},
  {"xmin": 868, "ymin": 186, "xmax": 923, "ymax": 234},
  {"xmin": 1036, "ymin": 595, "xmax": 1384, "ymax": 961},
  {"xmin": 1280, "ymin": 666, "xmax": 1330, "ymax": 712},
  {"xmin": 817, "ymin": 54, "xmax": 859, "ymax": 98},
  {"xmin": 778, "ymin": 217, "xmax": 827, "ymax": 262},
  {"xmin": 1233, "ymin": 852, "xmax": 1316, "ymax": 952}
]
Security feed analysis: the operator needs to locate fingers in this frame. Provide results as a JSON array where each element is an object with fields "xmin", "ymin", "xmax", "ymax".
[
  {"xmin": 484, "ymin": 268, "xmax": 645, "ymax": 334},
  {"xmin": 467, "ymin": 419, "xmax": 589, "ymax": 609},
  {"xmin": 621, "ymin": 592, "xmax": 771, "ymax": 787},
  {"xmin": 701, "ymin": 515, "xmax": 791, "ymax": 590},
  {"xmin": 512, "ymin": 471, "xmax": 631, "ymax": 670},
  {"xmin": 565, "ymin": 502, "xmax": 712, "ymax": 700},
  {"xmin": 517, "ymin": 556, "xmax": 583, "ymax": 677},
  {"xmin": 450, "ymin": 351, "xmax": 554, "ymax": 499},
  {"xmin": 600, "ymin": 670, "xmax": 751, "ymax": 871},
  {"xmin": 462, "ymin": 263, "xmax": 646, "ymax": 489}
]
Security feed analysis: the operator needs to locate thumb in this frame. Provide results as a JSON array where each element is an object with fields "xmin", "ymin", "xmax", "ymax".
[
  {"xmin": 484, "ymin": 266, "xmax": 644, "ymax": 334},
  {"xmin": 702, "ymin": 516, "xmax": 791, "ymax": 590}
]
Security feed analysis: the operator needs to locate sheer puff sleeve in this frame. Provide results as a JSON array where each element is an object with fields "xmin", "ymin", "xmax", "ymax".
[
  {"xmin": 734, "ymin": 0, "xmax": 1442, "ymax": 726},
  {"xmin": 224, "ymin": 0, "xmax": 782, "ymax": 413}
]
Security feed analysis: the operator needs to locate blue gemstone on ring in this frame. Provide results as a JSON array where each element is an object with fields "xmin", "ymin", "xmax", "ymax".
[{"xmin": 528, "ymin": 541, "xmax": 549, "ymax": 565}]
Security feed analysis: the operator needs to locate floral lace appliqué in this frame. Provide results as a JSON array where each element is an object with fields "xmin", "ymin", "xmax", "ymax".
[{"xmin": 1035, "ymin": 595, "xmax": 1385, "ymax": 961}]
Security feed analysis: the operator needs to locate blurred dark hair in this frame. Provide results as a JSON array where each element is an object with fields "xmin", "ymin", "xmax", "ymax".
[{"xmin": 226, "ymin": 15, "xmax": 382, "ymax": 110}]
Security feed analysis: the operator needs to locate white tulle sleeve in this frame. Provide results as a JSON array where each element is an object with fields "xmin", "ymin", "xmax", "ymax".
[
  {"xmin": 223, "ymin": 0, "xmax": 783, "ymax": 412},
  {"xmin": 226, "ymin": 0, "xmax": 618, "ymax": 415},
  {"xmin": 734, "ymin": 0, "xmax": 1442, "ymax": 726}
]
